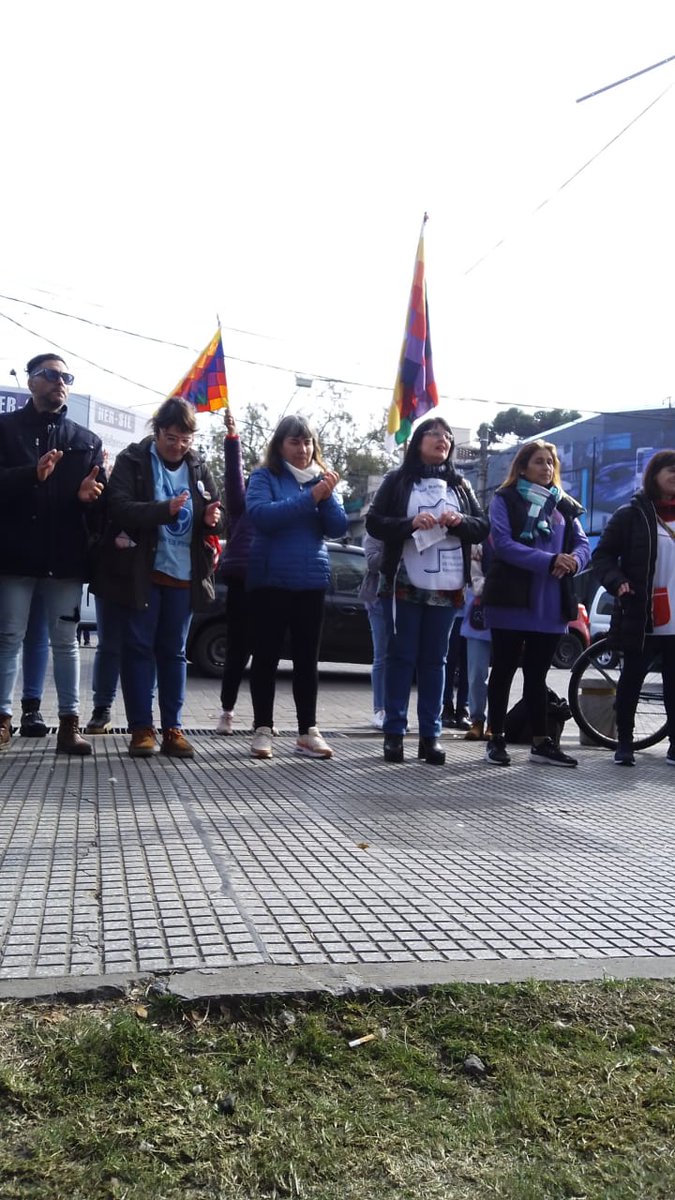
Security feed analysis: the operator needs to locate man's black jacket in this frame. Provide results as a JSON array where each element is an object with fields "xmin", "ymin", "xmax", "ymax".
[{"xmin": 0, "ymin": 401, "xmax": 104, "ymax": 579}]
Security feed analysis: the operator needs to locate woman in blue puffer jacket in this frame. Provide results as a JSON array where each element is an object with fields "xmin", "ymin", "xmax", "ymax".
[{"xmin": 245, "ymin": 415, "xmax": 348, "ymax": 761}]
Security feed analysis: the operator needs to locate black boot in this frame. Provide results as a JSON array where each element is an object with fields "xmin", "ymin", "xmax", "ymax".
[
  {"xmin": 383, "ymin": 734, "xmax": 404, "ymax": 763},
  {"xmin": 441, "ymin": 704, "xmax": 454, "ymax": 729},
  {"xmin": 20, "ymin": 698, "xmax": 48, "ymax": 738},
  {"xmin": 418, "ymin": 736, "xmax": 446, "ymax": 765}
]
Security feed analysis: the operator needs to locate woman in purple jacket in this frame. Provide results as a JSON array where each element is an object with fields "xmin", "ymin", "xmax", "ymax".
[
  {"xmin": 482, "ymin": 440, "xmax": 590, "ymax": 768},
  {"xmin": 216, "ymin": 408, "xmax": 255, "ymax": 734}
]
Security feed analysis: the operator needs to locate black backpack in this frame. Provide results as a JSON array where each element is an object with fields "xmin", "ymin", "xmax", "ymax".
[{"xmin": 503, "ymin": 688, "xmax": 572, "ymax": 746}]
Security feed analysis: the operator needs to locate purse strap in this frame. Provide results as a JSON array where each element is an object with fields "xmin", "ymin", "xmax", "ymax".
[{"xmin": 656, "ymin": 514, "xmax": 675, "ymax": 543}]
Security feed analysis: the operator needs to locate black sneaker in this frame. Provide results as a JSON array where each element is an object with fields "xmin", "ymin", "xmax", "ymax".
[
  {"xmin": 85, "ymin": 706, "xmax": 113, "ymax": 734},
  {"xmin": 484, "ymin": 736, "xmax": 511, "ymax": 766},
  {"xmin": 614, "ymin": 742, "xmax": 635, "ymax": 766},
  {"xmin": 530, "ymin": 738, "xmax": 577, "ymax": 768},
  {"xmin": 20, "ymin": 705, "xmax": 48, "ymax": 738}
]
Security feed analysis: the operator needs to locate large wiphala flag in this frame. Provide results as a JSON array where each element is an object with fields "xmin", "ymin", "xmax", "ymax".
[{"xmin": 386, "ymin": 215, "xmax": 439, "ymax": 448}]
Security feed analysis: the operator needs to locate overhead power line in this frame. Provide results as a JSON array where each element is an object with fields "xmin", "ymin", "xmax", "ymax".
[
  {"xmin": 1, "ymin": 299, "xmax": 669, "ymax": 427},
  {"xmin": 577, "ymin": 53, "xmax": 675, "ymax": 103},
  {"xmin": 0, "ymin": 309, "xmax": 165, "ymax": 399},
  {"xmin": 464, "ymin": 81, "xmax": 674, "ymax": 275},
  {"xmin": 0, "ymin": 293, "xmax": 276, "ymax": 347}
]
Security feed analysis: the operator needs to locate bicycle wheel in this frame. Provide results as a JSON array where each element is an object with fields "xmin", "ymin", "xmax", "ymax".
[{"xmin": 568, "ymin": 637, "xmax": 668, "ymax": 750}]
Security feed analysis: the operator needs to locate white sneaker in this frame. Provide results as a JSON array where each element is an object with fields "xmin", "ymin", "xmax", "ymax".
[
  {"xmin": 216, "ymin": 710, "xmax": 234, "ymax": 735},
  {"xmin": 295, "ymin": 726, "xmax": 333, "ymax": 758},
  {"xmin": 251, "ymin": 726, "xmax": 273, "ymax": 759},
  {"xmin": 371, "ymin": 709, "xmax": 385, "ymax": 729}
]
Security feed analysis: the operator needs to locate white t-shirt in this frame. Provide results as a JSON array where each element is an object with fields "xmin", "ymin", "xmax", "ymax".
[
  {"xmin": 402, "ymin": 477, "xmax": 464, "ymax": 590},
  {"xmin": 652, "ymin": 518, "xmax": 675, "ymax": 636}
]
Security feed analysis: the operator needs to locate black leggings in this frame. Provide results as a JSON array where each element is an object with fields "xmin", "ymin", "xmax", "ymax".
[
  {"xmin": 487, "ymin": 628, "xmax": 560, "ymax": 740},
  {"xmin": 615, "ymin": 634, "xmax": 675, "ymax": 743},
  {"xmin": 220, "ymin": 579, "xmax": 254, "ymax": 712},
  {"xmin": 249, "ymin": 588, "xmax": 325, "ymax": 733}
]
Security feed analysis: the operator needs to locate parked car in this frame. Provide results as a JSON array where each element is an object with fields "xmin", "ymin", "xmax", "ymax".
[
  {"xmin": 589, "ymin": 586, "xmax": 614, "ymax": 640},
  {"xmin": 187, "ymin": 541, "xmax": 373, "ymax": 676},
  {"xmin": 588, "ymin": 586, "xmax": 620, "ymax": 667},
  {"xmin": 551, "ymin": 602, "xmax": 591, "ymax": 669}
]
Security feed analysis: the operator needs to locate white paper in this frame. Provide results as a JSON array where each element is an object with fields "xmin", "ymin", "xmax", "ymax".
[{"xmin": 412, "ymin": 524, "xmax": 447, "ymax": 553}]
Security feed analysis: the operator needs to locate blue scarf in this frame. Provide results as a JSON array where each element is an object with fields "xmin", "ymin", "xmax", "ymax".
[{"xmin": 516, "ymin": 478, "xmax": 561, "ymax": 542}]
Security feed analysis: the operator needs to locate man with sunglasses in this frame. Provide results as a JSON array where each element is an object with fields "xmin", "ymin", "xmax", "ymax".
[{"xmin": 0, "ymin": 352, "xmax": 105, "ymax": 754}]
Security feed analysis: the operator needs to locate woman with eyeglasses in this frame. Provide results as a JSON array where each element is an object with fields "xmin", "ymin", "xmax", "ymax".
[
  {"xmin": 93, "ymin": 398, "xmax": 222, "ymax": 759},
  {"xmin": 365, "ymin": 417, "xmax": 489, "ymax": 764},
  {"xmin": 245, "ymin": 415, "xmax": 348, "ymax": 760}
]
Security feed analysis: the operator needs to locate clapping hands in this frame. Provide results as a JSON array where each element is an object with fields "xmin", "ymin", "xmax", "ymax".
[{"xmin": 312, "ymin": 470, "xmax": 340, "ymax": 504}]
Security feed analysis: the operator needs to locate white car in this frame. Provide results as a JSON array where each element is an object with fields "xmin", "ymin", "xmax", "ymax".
[
  {"xmin": 588, "ymin": 586, "xmax": 614, "ymax": 640},
  {"xmin": 588, "ymin": 586, "xmax": 619, "ymax": 667}
]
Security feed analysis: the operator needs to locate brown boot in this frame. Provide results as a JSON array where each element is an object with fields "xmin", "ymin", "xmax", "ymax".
[
  {"xmin": 56, "ymin": 714, "xmax": 92, "ymax": 756},
  {"xmin": 0, "ymin": 713, "xmax": 12, "ymax": 750},
  {"xmin": 129, "ymin": 727, "xmax": 159, "ymax": 757},
  {"xmin": 160, "ymin": 728, "xmax": 195, "ymax": 758},
  {"xmin": 464, "ymin": 720, "xmax": 485, "ymax": 741}
]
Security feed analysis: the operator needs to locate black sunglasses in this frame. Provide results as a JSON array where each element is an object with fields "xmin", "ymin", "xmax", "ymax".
[{"xmin": 30, "ymin": 368, "xmax": 75, "ymax": 386}]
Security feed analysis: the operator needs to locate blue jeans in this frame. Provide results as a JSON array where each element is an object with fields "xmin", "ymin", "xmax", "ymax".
[
  {"xmin": 0, "ymin": 577, "xmax": 82, "ymax": 716},
  {"xmin": 92, "ymin": 595, "xmax": 123, "ymax": 709},
  {"xmin": 22, "ymin": 591, "xmax": 50, "ymax": 701},
  {"xmin": 366, "ymin": 599, "xmax": 386, "ymax": 713},
  {"xmin": 120, "ymin": 584, "xmax": 192, "ymax": 732},
  {"xmin": 443, "ymin": 615, "xmax": 469, "ymax": 715},
  {"xmin": 466, "ymin": 637, "xmax": 491, "ymax": 724},
  {"xmin": 381, "ymin": 596, "xmax": 454, "ymax": 737}
]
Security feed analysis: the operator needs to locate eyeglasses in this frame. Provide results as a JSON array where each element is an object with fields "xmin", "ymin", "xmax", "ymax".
[
  {"xmin": 160, "ymin": 432, "xmax": 194, "ymax": 449},
  {"xmin": 29, "ymin": 368, "xmax": 75, "ymax": 386},
  {"xmin": 423, "ymin": 429, "xmax": 452, "ymax": 441}
]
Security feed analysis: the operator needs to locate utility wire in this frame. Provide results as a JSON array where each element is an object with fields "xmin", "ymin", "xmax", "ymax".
[
  {"xmin": 0, "ymin": 292, "xmax": 275, "ymax": 347},
  {"xmin": 577, "ymin": 53, "xmax": 675, "ymax": 103},
  {"xmin": 0, "ymin": 310, "xmax": 165, "ymax": 399},
  {"xmin": 464, "ymin": 81, "xmax": 674, "ymax": 276},
  {"xmin": 0, "ymin": 293, "xmax": 397, "ymax": 395},
  {"xmin": 2, "ymin": 302, "xmax": 670, "ymax": 426}
]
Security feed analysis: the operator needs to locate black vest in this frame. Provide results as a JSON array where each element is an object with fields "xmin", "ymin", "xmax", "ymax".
[{"xmin": 482, "ymin": 486, "xmax": 581, "ymax": 619}]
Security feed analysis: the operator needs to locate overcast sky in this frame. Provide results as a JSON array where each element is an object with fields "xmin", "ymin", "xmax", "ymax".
[{"xmin": 2, "ymin": 0, "xmax": 675, "ymax": 446}]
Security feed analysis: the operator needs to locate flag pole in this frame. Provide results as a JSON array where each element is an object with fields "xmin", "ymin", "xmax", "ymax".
[{"xmin": 402, "ymin": 213, "xmax": 430, "ymax": 452}]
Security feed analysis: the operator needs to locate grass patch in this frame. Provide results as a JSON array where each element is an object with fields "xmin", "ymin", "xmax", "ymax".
[{"xmin": 0, "ymin": 979, "xmax": 674, "ymax": 1198}]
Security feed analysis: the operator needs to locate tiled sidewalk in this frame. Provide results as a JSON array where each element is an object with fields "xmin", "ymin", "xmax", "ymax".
[{"xmin": 1, "ymin": 653, "xmax": 675, "ymax": 998}]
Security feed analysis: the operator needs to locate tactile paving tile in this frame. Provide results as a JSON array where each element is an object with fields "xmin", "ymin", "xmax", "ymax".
[{"xmin": 2, "ymin": 728, "xmax": 675, "ymax": 979}]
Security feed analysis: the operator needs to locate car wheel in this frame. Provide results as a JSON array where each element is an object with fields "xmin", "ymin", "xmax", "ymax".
[
  {"xmin": 593, "ymin": 642, "xmax": 619, "ymax": 669},
  {"xmin": 552, "ymin": 632, "xmax": 583, "ymax": 670},
  {"xmin": 189, "ymin": 622, "xmax": 228, "ymax": 678}
]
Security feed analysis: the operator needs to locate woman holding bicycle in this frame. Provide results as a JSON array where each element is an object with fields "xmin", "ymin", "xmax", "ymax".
[
  {"xmin": 482, "ymin": 440, "xmax": 590, "ymax": 768},
  {"xmin": 592, "ymin": 450, "xmax": 675, "ymax": 766}
]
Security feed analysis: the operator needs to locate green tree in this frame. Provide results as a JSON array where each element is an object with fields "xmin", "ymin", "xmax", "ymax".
[
  {"xmin": 310, "ymin": 383, "xmax": 392, "ymax": 500},
  {"xmin": 480, "ymin": 406, "xmax": 581, "ymax": 445}
]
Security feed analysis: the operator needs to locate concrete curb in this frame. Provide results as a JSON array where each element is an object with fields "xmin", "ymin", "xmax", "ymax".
[{"xmin": 3, "ymin": 957, "xmax": 675, "ymax": 1005}]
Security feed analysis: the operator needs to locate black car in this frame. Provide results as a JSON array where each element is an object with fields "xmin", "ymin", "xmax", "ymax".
[{"xmin": 186, "ymin": 541, "xmax": 373, "ymax": 676}]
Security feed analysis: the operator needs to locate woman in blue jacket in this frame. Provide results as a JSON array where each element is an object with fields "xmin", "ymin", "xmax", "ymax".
[{"xmin": 245, "ymin": 415, "xmax": 348, "ymax": 760}]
